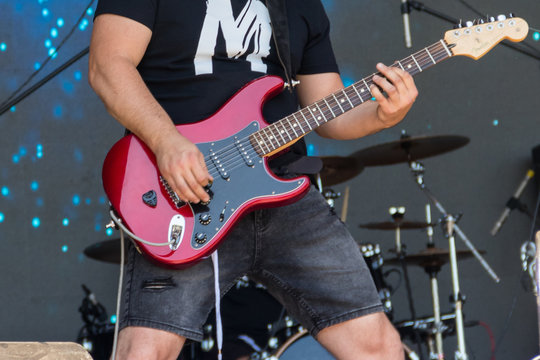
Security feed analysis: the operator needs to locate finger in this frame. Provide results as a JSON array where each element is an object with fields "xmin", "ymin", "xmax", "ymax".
[
  {"xmin": 196, "ymin": 152, "xmax": 213, "ymax": 185},
  {"xmin": 184, "ymin": 169, "xmax": 211, "ymax": 203},
  {"xmin": 375, "ymin": 64, "xmax": 405, "ymax": 95},
  {"xmin": 372, "ymin": 73, "xmax": 398, "ymax": 99},
  {"xmin": 171, "ymin": 172, "xmax": 201, "ymax": 204}
]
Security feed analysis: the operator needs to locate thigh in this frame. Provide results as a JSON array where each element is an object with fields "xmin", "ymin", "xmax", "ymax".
[
  {"xmin": 252, "ymin": 186, "xmax": 384, "ymax": 337},
  {"xmin": 115, "ymin": 326, "xmax": 186, "ymax": 360}
]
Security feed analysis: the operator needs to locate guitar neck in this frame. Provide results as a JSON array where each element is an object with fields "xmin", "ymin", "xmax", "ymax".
[{"xmin": 251, "ymin": 39, "xmax": 454, "ymax": 157}]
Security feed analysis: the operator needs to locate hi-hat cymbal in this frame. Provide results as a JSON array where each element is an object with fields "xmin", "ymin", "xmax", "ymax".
[
  {"xmin": 359, "ymin": 220, "xmax": 434, "ymax": 230},
  {"xmin": 353, "ymin": 135, "xmax": 469, "ymax": 166},
  {"xmin": 385, "ymin": 247, "xmax": 484, "ymax": 268},
  {"xmin": 319, "ymin": 156, "xmax": 364, "ymax": 186},
  {"xmin": 84, "ymin": 239, "xmax": 122, "ymax": 264}
]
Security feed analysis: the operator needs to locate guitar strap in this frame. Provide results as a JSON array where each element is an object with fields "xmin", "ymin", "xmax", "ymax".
[{"xmin": 265, "ymin": 0, "xmax": 294, "ymax": 91}]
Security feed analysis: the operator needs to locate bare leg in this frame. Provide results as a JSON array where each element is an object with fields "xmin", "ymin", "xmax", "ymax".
[
  {"xmin": 316, "ymin": 312, "xmax": 404, "ymax": 360},
  {"xmin": 113, "ymin": 326, "xmax": 186, "ymax": 360}
]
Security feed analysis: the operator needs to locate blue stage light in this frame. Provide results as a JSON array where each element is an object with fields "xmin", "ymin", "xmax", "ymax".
[
  {"xmin": 10, "ymin": 106, "xmax": 16, "ymax": 112},
  {"xmin": 62, "ymin": 245, "xmax": 68, "ymax": 252},
  {"xmin": 30, "ymin": 181, "xmax": 39, "ymax": 191},
  {"xmin": 34, "ymin": 62, "xmax": 41, "ymax": 70},
  {"xmin": 106, "ymin": 228, "xmax": 114, "ymax": 236},
  {"xmin": 62, "ymin": 218, "xmax": 69, "ymax": 226},
  {"xmin": 1, "ymin": 187, "xmax": 9, "ymax": 197},
  {"xmin": 533, "ymin": 32, "xmax": 540, "ymax": 41},
  {"xmin": 32, "ymin": 217, "xmax": 41, "ymax": 228},
  {"xmin": 0, "ymin": 43, "xmax": 6, "ymax": 51},
  {"xmin": 73, "ymin": 194, "xmax": 81, "ymax": 205},
  {"xmin": 0, "ymin": 213, "xmax": 4, "ymax": 223},
  {"xmin": 57, "ymin": 18, "xmax": 65, "ymax": 28},
  {"xmin": 74, "ymin": 71, "xmax": 82, "ymax": 81},
  {"xmin": 12, "ymin": 155, "xmax": 20, "ymax": 164},
  {"xmin": 42, "ymin": 8, "xmax": 49, "ymax": 17},
  {"xmin": 493, "ymin": 119, "xmax": 499, "ymax": 126},
  {"xmin": 50, "ymin": 28, "xmax": 58, "ymax": 38}
]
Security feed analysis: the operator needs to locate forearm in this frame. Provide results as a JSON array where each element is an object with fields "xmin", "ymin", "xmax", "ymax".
[{"xmin": 88, "ymin": 56, "xmax": 180, "ymax": 153}]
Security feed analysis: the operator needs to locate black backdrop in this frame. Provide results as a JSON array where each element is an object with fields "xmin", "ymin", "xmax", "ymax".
[{"xmin": 0, "ymin": 0, "xmax": 539, "ymax": 359}]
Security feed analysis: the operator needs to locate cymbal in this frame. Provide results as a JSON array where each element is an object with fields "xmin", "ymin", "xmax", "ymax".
[
  {"xmin": 385, "ymin": 247, "xmax": 484, "ymax": 268},
  {"xmin": 84, "ymin": 239, "xmax": 122, "ymax": 264},
  {"xmin": 319, "ymin": 156, "xmax": 364, "ymax": 186},
  {"xmin": 359, "ymin": 220, "xmax": 434, "ymax": 230},
  {"xmin": 353, "ymin": 135, "xmax": 469, "ymax": 166}
]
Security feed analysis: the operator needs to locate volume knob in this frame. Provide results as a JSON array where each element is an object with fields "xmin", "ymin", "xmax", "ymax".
[
  {"xmin": 195, "ymin": 232, "xmax": 207, "ymax": 244},
  {"xmin": 199, "ymin": 213, "xmax": 211, "ymax": 225}
]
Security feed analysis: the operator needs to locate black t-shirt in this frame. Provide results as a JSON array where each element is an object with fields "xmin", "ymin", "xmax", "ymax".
[{"xmin": 95, "ymin": 0, "xmax": 339, "ymax": 160}]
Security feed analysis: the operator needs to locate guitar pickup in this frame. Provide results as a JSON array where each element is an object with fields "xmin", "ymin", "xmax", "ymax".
[
  {"xmin": 234, "ymin": 137, "xmax": 254, "ymax": 167},
  {"xmin": 209, "ymin": 149, "xmax": 230, "ymax": 180}
]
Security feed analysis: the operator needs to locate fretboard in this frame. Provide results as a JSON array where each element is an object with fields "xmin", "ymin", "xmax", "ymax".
[{"xmin": 250, "ymin": 39, "xmax": 454, "ymax": 156}]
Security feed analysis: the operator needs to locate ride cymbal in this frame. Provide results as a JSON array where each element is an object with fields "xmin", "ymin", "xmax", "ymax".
[
  {"xmin": 353, "ymin": 135, "xmax": 469, "ymax": 166},
  {"xmin": 359, "ymin": 220, "xmax": 434, "ymax": 230},
  {"xmin": 319, "ymin": 156, "xmax": 364, "ymax": 186},
  {"xmin": 385, "ymin": 247, "xmax": 485, "ymax": 268},
  {"xmin": 84, "ymin": 238, "xmax": 122, "ymax": 264}
]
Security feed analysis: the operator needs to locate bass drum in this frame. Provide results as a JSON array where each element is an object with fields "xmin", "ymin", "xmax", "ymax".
[{"xmin": 272, "ymin": 329, "xmax": 335, "ymax": 360}]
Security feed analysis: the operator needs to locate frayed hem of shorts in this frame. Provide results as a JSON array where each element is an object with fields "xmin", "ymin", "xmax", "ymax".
[
  {"xmin": 121, "ymin": 318, "xmax": 204, "ymax": 342},
  {"xmin": 310, "ymin": 304, "xmax": 385, "ymax": 337}
]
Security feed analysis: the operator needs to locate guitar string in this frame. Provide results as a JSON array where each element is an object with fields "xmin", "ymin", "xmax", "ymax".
[
  {"xmin": 202, "ymin": 47, "xmax": 449, "ymax": 180},
  {"xmin": 201, "ymin": 44, "xmax": 450, "ymax": 179},
  {"xmin": 198, "ymin": 44, "xmax": 450, "ymax": 180}
]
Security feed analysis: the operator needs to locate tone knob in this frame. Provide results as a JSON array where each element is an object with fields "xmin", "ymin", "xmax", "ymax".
[
  {"xmin": 195, "ymin": 232, "xmax": 207, "ymax": 244},
  {"xmin": 199, "ymin": 213, "xmax": 211, "ymax": 225}
]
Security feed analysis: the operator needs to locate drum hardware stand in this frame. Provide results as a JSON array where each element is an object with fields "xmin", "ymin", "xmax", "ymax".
[
  {"xmin": 390, "ymin": 206, "xmax": 427, "ymax": 360},
  {"xmin": 409, "ymin": 161, "xmax": 500, "ymax": 360},
  {"xmin": 424, "ymin": 204, "xmax": 445, "ymax": 360}
]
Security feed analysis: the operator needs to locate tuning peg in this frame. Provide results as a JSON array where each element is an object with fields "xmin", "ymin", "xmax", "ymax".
[
  {"xmin": 465, "ymin": 20, "xmax": 474, "ymax": 27},
  {"xmin": 478, "ymin": 19, "xmax": 485, "ymax": 24},
  {"xmin": 497, "ymin": 14, "xmax": 507, "ymax": 21},
  {"xmin": 508, "ymin": 13, "xmax": 515, "ymax": 18},
  {"xmin": 453, "ymin": 19, "xmax": 463, "ymax": 29},
  {"xmin": 489, "ymin": 16, "xmax": 496, "ymax": 22}
]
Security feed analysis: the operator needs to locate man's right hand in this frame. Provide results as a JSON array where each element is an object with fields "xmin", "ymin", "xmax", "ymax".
[{"xmin": 153, "ymin": 131, "xmax": 213, "ymax": 204}]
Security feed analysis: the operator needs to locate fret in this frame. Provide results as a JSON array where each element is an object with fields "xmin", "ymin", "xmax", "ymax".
[
  {"xmin": 362, "ymin": 79, "xmax": 370, "ymax": 94},
  {"xmin": 397, "ymin": 60, "xmax": 405, "ymax": 71},
  {"xmin": 263, "ymin": 127, "xmax": 277, "ymax": 150},
  {"xmin": 286, "ymin": 117, "xmax": 299, "ymax": 138},
  {"xmin": 342, "ymin": 89, "xmax": 354, "ymax": 108},
  {"xmin": 323, "ymin": 98, "xmax": 336, "ymax": 118},
  {"xmin": 332, "ymin": 94, "xmax": 345, "ymax": 113},
  {"xmin": 352, "ymin": 84, "xmax": 364, "ymax": 103},
  {"xmin": 275, "ymin": 122, "xmax": 287, "ymax": 144},
  {"xmin": 291, "ymin": 113, "xmax": 306, "ymax": 134},
  {"xmin": 280, "ymin": 121, "xmax": 293, "ymax": 142},
  {"xmin": 440, "ymin": 39, "xmax": 452, "ymax": 57},
  {"xmin": 425, "ymin": 47, "xmax": 436, "ymax": 64},
  {"xmin": 254, "ymin": 131, "xmax": 271, "ymax": 154},
  {"xmin": 307, "ymin": 106, "xmax": 320, "ymax": 126},
  {"xmin": 315, "ymin": 102, "xmax": 329, "ymax": 122},
  {"xmin": 411, "ymin": 54, "xmax": 422, "ymax": 72},
  {"xmin": 299, "ymin": 109, "xmax": 313, "ymax": 131}
]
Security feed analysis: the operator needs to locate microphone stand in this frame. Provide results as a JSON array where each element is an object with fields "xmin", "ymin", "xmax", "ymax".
[
  {"xmin": 405, "ymin": 0, "xmax": 540, "ymax": 62},
  {"xmin": 0, "ymin": 47, "xmax": 89, "ymax": 117}
]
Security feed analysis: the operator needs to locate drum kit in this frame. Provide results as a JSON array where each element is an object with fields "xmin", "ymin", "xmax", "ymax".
[{"xmin": 82, "ymin": 133, "xmax": 498, "ymax": 360}]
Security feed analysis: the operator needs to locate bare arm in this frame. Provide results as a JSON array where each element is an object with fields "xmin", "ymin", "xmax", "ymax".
[
  {"xmin": 89, "ymin": 14, "xmax": 212, "ymax": 203},
  {"xmin": 296, "ymin": 63, "xmax": 418, "ymax": 140}
]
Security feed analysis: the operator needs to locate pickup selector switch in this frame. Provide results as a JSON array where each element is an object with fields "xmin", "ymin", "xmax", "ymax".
[{"xmin": 199, "ymin": 213, "xmax": 211, "ymax": 225}]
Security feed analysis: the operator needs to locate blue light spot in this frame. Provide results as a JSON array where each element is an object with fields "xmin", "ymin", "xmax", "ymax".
[
  {"xmin": 342, "ymin": 76, "xmax": 354, "ymax": 87},
  {"xmin": 371, "ymin": 97, "xmax": 376, "ymax": 101},
  {"xmin": 493, "ymin": 119, "xmax": 499, "ymax": 126},
  {"xmin": 106, "ymin": 228, "xmax": 114, "ymax": 236},
  {"xmin": 99, "ymin": 196, "xmax": 106, "ymax": 204},
  {"xmin": 36, "ymin": 197, "xmax": 44, "ymax": 207},
  {"xmin": 0, "ymin": 43, "xmax": 6, "ymax": 52},
  {"xmin": 34, "ymin": 62, "xmax": 41, "ymax": 70},
  {"xmin": 86, "ymin": 8, "xmax": 94, "ymax": 16},
  {"xmin": 73, "ymin": 194, "xmax": 80, "ymax": 205},
  {"xmin": 50, "ymin": 28, "xmax": 58, "ymax": 38},
  {"xmin": 37, "ymin": 151, "xmax": 43, "ymax": 159},
  {"xmin": 57, "ymin": 18, "xmax": 64, "ymax": 27},
  {"xmin": 53, "ymin": 105, "xmax": 63, "ymax": 117},
  {"xmin": 32, "ymin": 217, "xmax": 41, "ymax": 228},
  {"xmin": 110, "ymin": 315, "xmax": 117, "ymax": 324},
  {"xmin": 95, "ymin": 223, "xmax": 101, "ymax": 232},
  {"xmin": 10, "ymin": 106, "xmax": 16, "ymax": 112},
  {"xmin": 534, "ymin": 32, "xmax": 540, "ymax": 41},
  {"xmin": 62, "ymin": 245, "xmax": 68, "ymax": 253},
  {"xmin": 79, "ymin": 19, "xmax": 89, "ymax": 31},
  {"xmin": 30, "ymin": 181, "xmax": 39, "ymax": 191},
  {"xmin": 37, "ymin": 144, "xmax": 43, "ymax": 152},
  {"xmin": 85, "ymin": 198, "xmax": 91, "ymax": 205},
  {"xmin": 74, "ymin": 70, "xmax": 82, "ymax": 81},
  {"xmin": 1, "ymin": 187, "xmax": 9, "ymax": 197},
  {"xmin": 48, "ymin": 47, "xmax": 56, "ymax": 57},
  {"xmin": 63, "ymin": 81, "xmax": 74, "ymax": 94},
  {"xmin": 0, "ymin": 213, "xmax": 4, "ymax": 223},
  {"xmin": 306, "ymin": 143, "xmax": 316, "ymax": 156},
  {"xmin": 74, "ymin": 148, "xmax": 83, "ymax": 162},
  {"xmin": 12, "ymin": 155, "xmax": 20, "ymax": 164},
  {"xmin": 19, "ymin": 147, "xmax": 27, "ymax": 156},
  {"xmin": 42, "ymin": 8, "xmax": 49, "ymax": 17},
  {"xmin": 62, "ymin": 218, "xmax": 69, "ymax": 226},
  {"xmin": 44, "ymin": 39, "xmax": 52, "ymax": 48}
]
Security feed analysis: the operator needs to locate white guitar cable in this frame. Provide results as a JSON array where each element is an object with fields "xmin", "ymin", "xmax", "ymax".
[
  {"xmin": 111, "ymin": 227, "xmax": 126, "ymax": 360},
  {"xmin": 109, "ymin": 209, "xmax": 174, "ymax": 247},
  {"xmin": 211, "ymin": 251, "xmax": 224, "ymax": 360}
]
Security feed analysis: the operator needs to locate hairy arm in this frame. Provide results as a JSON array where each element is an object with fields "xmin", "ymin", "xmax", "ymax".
[
  {"xmin": 89, "ymin": 14, "xmax": 212, "ymax": 203},
  {"xmin": 296, "ymin": 63, "xmax": 418, "ymax": 140}
]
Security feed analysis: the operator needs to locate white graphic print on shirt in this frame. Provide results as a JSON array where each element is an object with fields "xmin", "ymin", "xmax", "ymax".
[{"xmin": 194, "ymin": 0, "xmax": 272, "ymax": 75}]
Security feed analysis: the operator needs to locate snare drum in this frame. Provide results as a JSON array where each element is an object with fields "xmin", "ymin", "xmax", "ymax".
[{"xmin": 359, "ymin": 243, "xmax": 393, "ymax": 318}]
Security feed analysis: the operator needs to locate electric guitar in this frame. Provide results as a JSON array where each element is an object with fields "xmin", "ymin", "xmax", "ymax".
[{"xmin": 102, "ymin": 16, "xmax": 528, "ymax": 267}]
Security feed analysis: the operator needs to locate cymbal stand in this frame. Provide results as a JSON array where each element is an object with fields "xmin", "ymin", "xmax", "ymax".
[
  {"xmin": 390, "ymin": 207, "xmax": 426, "ymax": 360},
  {"xmin": 409, "ymin": 161, "xmax": 500, "ymax": 283},
  {"xmin": 443, "ymin": 215, "xmax": 468, "ymax": 360},
  {"xmin": 424, "ymin": 204, "xmax": 445, "ymax": 360}
]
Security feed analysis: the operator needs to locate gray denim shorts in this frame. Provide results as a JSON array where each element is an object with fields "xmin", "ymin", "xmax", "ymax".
[{"xmin": 119, "ymin": 186, "xmax": 383, "ymax": 341}]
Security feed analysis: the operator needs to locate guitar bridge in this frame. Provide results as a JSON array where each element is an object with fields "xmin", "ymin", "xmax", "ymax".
[{"xmin": 160, "ymin": 176, "xmax": 185, "ymax": 208}]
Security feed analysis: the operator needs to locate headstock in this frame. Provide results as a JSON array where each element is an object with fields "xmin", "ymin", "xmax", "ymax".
[{"xmin": 445, "ymin": 15, "xmax": 529, "ymax": 60}]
